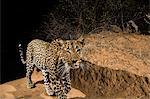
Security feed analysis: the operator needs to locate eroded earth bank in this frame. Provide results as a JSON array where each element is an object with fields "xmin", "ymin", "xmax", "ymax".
[{"xmin": 71, "ymin": 32, "xmax": 150, "ymax": 99}]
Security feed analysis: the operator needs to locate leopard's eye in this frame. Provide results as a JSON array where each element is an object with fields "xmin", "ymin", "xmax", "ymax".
[
  {"xmin": 75, "ymin": 46, "xmax": 78, "ymax": 49},
  {"xmin": 76, "ymin": 46, "xmax": 81, "ymax": 52},
  {"xmin": 66, "ymin": 47, "xmax": 71, "ymax": 53}
]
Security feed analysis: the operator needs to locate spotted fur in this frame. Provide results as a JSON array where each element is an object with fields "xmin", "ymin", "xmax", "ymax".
[{"xmin": 18, "ymin": 38, "xmax": 84, "ymax": 99}]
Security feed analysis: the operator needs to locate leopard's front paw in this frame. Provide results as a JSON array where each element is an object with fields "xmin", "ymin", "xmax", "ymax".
[
  {"xmin": 57, "ymin": 94, "xmax": 67, "ymax": 99},
  {"xmin": 64, "ymin": 87, "xmax": 71, "ymax": 94},
  {"xmin": 46, "ymin": 89, "xmax": 55, "ymax": 96}
]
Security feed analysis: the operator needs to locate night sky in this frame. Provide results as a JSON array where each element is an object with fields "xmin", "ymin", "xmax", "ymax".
[{"xmin": 1, "ymin": 0, "xmax": 56, "ymax": 83}]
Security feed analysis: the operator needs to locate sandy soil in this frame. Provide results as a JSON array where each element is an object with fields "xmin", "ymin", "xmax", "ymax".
[{"xmin": 0, "ymin": 71, "xmax": 86, "ymax": 99}]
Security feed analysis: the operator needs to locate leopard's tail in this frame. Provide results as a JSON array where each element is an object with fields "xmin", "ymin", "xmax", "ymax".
[{"xmin": 18, "ymin": 43, "xmax": 26, "ymax": 64}]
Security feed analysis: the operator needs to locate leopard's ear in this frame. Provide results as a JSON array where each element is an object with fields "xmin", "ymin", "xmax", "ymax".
[
  {"xmin": 77, "ymin": 36, "xmax": 85, "ymax": 46},
  {"xmin": 56, "ymin": 38, "xmax": 64, "ymax": 45}
]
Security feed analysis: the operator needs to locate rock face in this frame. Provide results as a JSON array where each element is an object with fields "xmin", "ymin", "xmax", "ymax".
[{"xmin": 71, "ymin": 32, "xmax": 150, "ymax": 98}]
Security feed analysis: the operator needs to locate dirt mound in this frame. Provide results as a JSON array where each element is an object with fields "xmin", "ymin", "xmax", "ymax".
[
  {"xmin": 82, "ymin": 32, "xmax": 150, "ymax": 76},
  {"xmin": 71, "ymin": 32, "xmax": 150, "ymax": 98}
]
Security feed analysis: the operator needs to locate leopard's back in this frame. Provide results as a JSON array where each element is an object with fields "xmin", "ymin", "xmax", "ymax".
[{"xmin": 26, "ymin": 39, "xmax": 61, "ymax": 69}]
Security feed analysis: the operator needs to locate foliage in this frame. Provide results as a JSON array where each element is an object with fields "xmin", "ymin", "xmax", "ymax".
[{"xmin": 33, "ymin": 0, "xmax": 149, "ymax": 40}]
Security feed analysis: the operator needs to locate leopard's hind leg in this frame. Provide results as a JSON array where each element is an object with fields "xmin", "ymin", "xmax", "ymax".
[
  {"xmin": 26, "ymin": 45, "xmax": 35, "ymax": 89},
  {"xmin": 26, "ymin": 63, "xmax": 35, "ymax": 89}
]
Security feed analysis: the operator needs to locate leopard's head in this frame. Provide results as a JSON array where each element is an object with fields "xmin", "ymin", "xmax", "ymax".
[{"xmin": 57, "ymin": 37, "xmax": 85, "ymax": 75}]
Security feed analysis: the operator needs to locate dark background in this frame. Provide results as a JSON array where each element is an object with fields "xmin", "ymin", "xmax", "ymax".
[{"xmin": 1, "ymin": 0, "xmax": 56, "ymax": 83}]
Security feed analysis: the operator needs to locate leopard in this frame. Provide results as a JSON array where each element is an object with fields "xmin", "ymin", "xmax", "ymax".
[{"xmin": 18, "ymin": 37, "xmax": 84, "ymax": 99}]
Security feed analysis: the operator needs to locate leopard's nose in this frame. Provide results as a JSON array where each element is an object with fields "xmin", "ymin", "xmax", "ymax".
[{"xmin": 72, "ymin": 60, "xmax": 77, "ymax": 63}]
